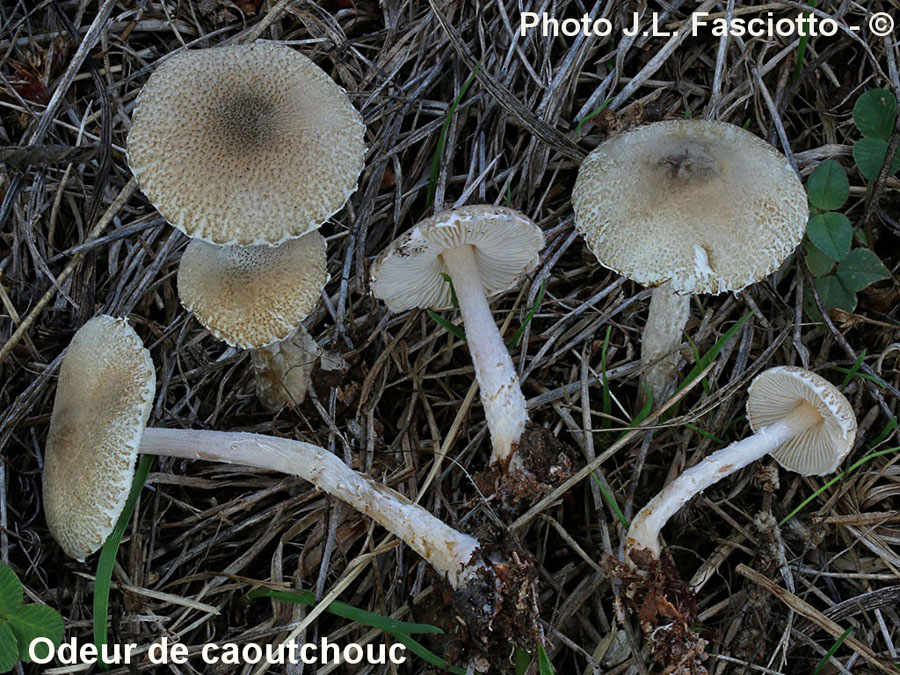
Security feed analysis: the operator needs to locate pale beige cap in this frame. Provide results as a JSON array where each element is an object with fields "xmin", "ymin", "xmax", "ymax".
[
  {"xmin": 370, "ymin": 205, "xmax": 544, "ymax": 311},
  {"xmin": 178, "ymin": 231, "xmax": 328, "ymax": 349},
  {"xmin": 127, "ymin": 43, "xmax": 366, "ymax": 246},
  {"xmin": 572, "ymin": 120, "xmax": 808, "ymax": 295},
  {"xmin": 43, "ymin": 316, "xmax": 155, "ymax": 561},
  {"xmin": 747, "ymin": 366, "xmax": 857, "ymax": 476}
]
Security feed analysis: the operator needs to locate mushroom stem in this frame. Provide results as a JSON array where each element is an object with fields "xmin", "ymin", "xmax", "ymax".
[
  {"xmin": 440, "ymin": 244, "xmax": 528, "ymax": 470},
  {"xmin": 640, "ymin": 283, "xmax": 691, "ymax": 407},
  {"xmin": 625, "ymin": 403, "xmax": 821, "ymax": 559},
  {"xmin": 139, "ymin": 427, "xmax": 481, "ymax": 588}
]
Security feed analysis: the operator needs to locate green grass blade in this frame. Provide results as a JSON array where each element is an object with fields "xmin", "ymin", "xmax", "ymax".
[
  {"xmin": 515, "ymin": 648, "xmax": 531, "ymax": 674},
  {"xmin": 793, "ymin": 0, "xmax": 818, "ymax": 80},
  {"xmin": 600, "ymin": 326, "xmax": 612, "ymax": 430},
  {"xmin": 829, "ymin": 364, "xmax": 886, "ymax": 388},
  {"xmin": 246, "ymin": 588, "xmax": 442, "ymax": 635},
  {"xmin": 576, "ymin": 96, "xmax": 612, "ymax": 137},
  {"xmin": 591, "ymin": 471, "xmax": 629, "ymax": 529},
  {"xmin": 427, "ymin": 66, "xmax": 479, "ymax": 207},
  {"xmin": 94, "ymin": 454, "xmax": 154, "ymax": 669},
  {"xmin": 686, "ymin": 336, "xmax": 711, "ymax": 396},
  {"xmin": 684, "ymin": 423, "xmax": 725, "ymax": 445},
  {"xmin": 839, "ymin": 349, "xmax": 867, "ymax": 391},
  {"xmin": 428, "ymin": 310, "xmax": 466, "ymax": 342},
  {"xmin": 674, "ymin": 312, "xmax": 753, "ymax": 397},
  {"xmin": 537, "ymin": 644, "xmax": 555, "ymax": 674},
  {"xmin": 390, "ymin": 632, "xmax": 467, "ymax": 674},
  {"xmin": 813, "ymin": 625, "xmax": 853, "ymax": 674},
  {"xmin": 631, "ymin": 390, "xmax": 653, "ymax": 427},
  {"xmin": 440, "ymin": 273, "xmax": 459, "ymax": 309},
  {"xmin": 509, "ymin": 280, "xmax": 546, "ymax": 350},
  {"xmin": 780, "ymin": 444, "xmax": 900, "ymax": 526}
]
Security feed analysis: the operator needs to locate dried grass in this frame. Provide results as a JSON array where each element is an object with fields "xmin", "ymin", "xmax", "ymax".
[{"xmin": 1, "ymin": 1, "xmax": 899, "ymax": 673}]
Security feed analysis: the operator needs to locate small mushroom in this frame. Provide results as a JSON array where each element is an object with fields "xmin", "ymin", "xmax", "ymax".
[
  {"xmin": 177, "ymin": 232, "xmax": 328, "ymax": 409},
  {"xmin": 370, "ymin": 205, "xmax": 544, "ymax": 471},
  {"xmin": 573, "ymin": 120, "xmax": 808, "ymax": 405},
  {"xmin": 43, "ymin": 315, "xmax": 481, "ymax": 589},
  {"xmin": 127, "ymin": 42, "xmax": 366, "ymax": 246},
  {"xmin": 625, "ymin": 366, "xmax": 857, "ymax": 560}
]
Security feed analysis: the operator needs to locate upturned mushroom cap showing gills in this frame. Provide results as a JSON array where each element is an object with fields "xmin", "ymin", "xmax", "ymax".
[
  {"xmin": 747, "ymin": 366, "xmax": 857, "ymax": 475},
  {"xmin": 370, "ymin": 205, "xmax": 544, "ymax": 311},
  {"xmin": 572, "ymin": 119, "xmax": 808, "ymax": 295},
  {"xmin": 178, "ymin": 231, "xmax": 328, "ymax": 349},
  {"xmin": 43, "ymin": 316, "xmax": 155, "ymax": 561},
  {"xmin": 127, "ymin": 43, "xmax": 366, "ymax": 245}
]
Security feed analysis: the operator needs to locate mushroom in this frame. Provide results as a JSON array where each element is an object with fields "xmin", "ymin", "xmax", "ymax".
[
  {"xmin": 370, "ymin": 205, "xmax": 544, "ymax": 471},
  {"xmin": 177, "ymin": 231, "xmax": 328, "ymax": 409},
  {"xmin": 572, "ymin": 120, "xmax": 808, "ymax": 406},
  {"xmin": 43, "ymin": 315, "xmax": 481, "ymax": 589},
  {"xmin": 126, "ymin": 42, "xmax": 366, "ymax": 246},
  {"xmin": 625, "ymin": 366, "xmax": 857, "ymax": 560}
]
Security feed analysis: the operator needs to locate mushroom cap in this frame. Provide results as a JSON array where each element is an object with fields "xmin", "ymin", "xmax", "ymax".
[
  {"xmin": 747, "ymin": 366, "xmax": 857, "ymax": 476},
  {"xmin": 43, "ymin": 316, "xmax": 155, "ymax": 561},
  {"xmin": 370, "ymin": 205, "xmax": 544, "ymax": 311},
  {"xmin": 572, "ymin": 119, "xmax": 808, "ymax": 295},
  {"xmin": 126, "ymin": 43, "xmax": 366, "ymax": 246},
  {"xmin": 178, "ymin": 231, "xmax": 328, "ymax": 349}
]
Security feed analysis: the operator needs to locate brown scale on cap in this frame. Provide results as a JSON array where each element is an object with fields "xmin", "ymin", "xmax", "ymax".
[{"xmin": 127, "ymin": 43, "xmax": 365, "ymax": 246}]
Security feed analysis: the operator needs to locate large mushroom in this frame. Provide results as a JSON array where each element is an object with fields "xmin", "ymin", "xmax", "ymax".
[
  {"xmin": 626, "ymin": 366, "xmax": 857, "ymax": 560},
  {"xmin": 370, "ymin": 205, "xmax": 544, "ymax": 472},
  {"xmin": 128, "ymin": 42, "xmax": 367, "ymax": 408},
  {"xmin": 126, "ymin": 42, "xmax": 365, "ymax": 246},
  {"xmin": 573, "ymin": 120, "xmax": 808, "ymax": 405},
  {"xmin": 43, "ymin": 315, "xmax": 480, "ymax": 589},
  {"xmin": 177, "ymin": 232, "xmax": 328, "ymax": 409}
]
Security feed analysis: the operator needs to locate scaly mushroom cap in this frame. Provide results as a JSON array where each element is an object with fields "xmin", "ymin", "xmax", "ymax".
[
  {"xmin": 178, "ymin": 231, "xmax": 328, "ymax": 349},
  {"xmin": 127, "ymin": 43, "xmax": 366, "ymax": 246},
  {"xmin": 43, "ymin": 316, "xmax": 155, "ymax": 561},
  {"xmin": 747, "ymin": 366, "xmax": 857, "ymax": 476},
  {"xmin": 370, "ymin": 205, "xmax": 544, "ymax": 311},
  {"xmin": 572, "ymin": 120, "xmax": 808, "ymax": 295}
]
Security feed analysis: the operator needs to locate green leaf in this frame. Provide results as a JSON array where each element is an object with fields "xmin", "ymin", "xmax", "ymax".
[
  {"xmin": 0, "ymin": 563, "xmax": 22, "ymax": 617},
  {"xmin": 780, "ymin": 443, "xmax": 899, "ymax": 526},
  {"xmin": 390, "ymin": 632, "xmax": 467, "ymax": 674},
  {"xmin": 806, "ymin": 160, "xmax": 849, "ymax": 211},
  {"xmin": 853, "ymin": 89, "xmax": 898, "ymax": 141},
  {"xmin": 94, "ymin": 454, "xmax": 154, "ymax": 669},
  {"xmin": 814, "ymin": 275, "xmax": 857, "ymax": 312},
  {"xmin": 836, "ymin": 248, "xmax": 891, "ymax": 293},
  {"xmin": 576, "ymin": 96, "xmax": 613, "ymax": 138},
  {"xmin": 590, "ymin": 471, "xmax": 629, "ymax": 529},
  {"xmin": 246, "ymin": 587, "xmax": 443, "ymax": 635},
  {"xmin": 509, "ymin": 280, "xmax": 546, "ymax": 350},
  {"xmin": 839, "ymin": 349, "xmax": 867, "ymax": 391},
  {"xmin": 515, "ymin": 648, "xmax": 531, "ymax": 675},
  {"xmin": 537, "ymin": 644, "xmax": 555, "ymax": 675},
  {"xmin": 806, "ymin": 212, "xmax": 852, "ymax": 261},
  {"xmin": 853, "ymin": 137, "xmax": 900, "ymax": 181},
  {"xmin": 428, "ymin": 310, "xmax": 466, "ymax": 341},
  {"xmin": 674, "ymin": 312, "xmax": 752, "ymax": 397},
  {"xmin": 814, "ymin": 626, "xmax": 855, "ymax": 674},
  {"xmin": 804, "ymin": 241, "xmax": 835, "ymax": 277},
  {"xmin": 7, "ymin": 604, "xmax": 64, "ymax": 663},
  {"xmin": 440, "ymin": 273, "xmax": 459, "ymax": 309},
  {"xmin": 427, "ymin": 66, "xmax": 480, "ymax": 207},
  {"xmin": 0, "ymin": 622, "xmax": 18, "ymax": 673}
]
